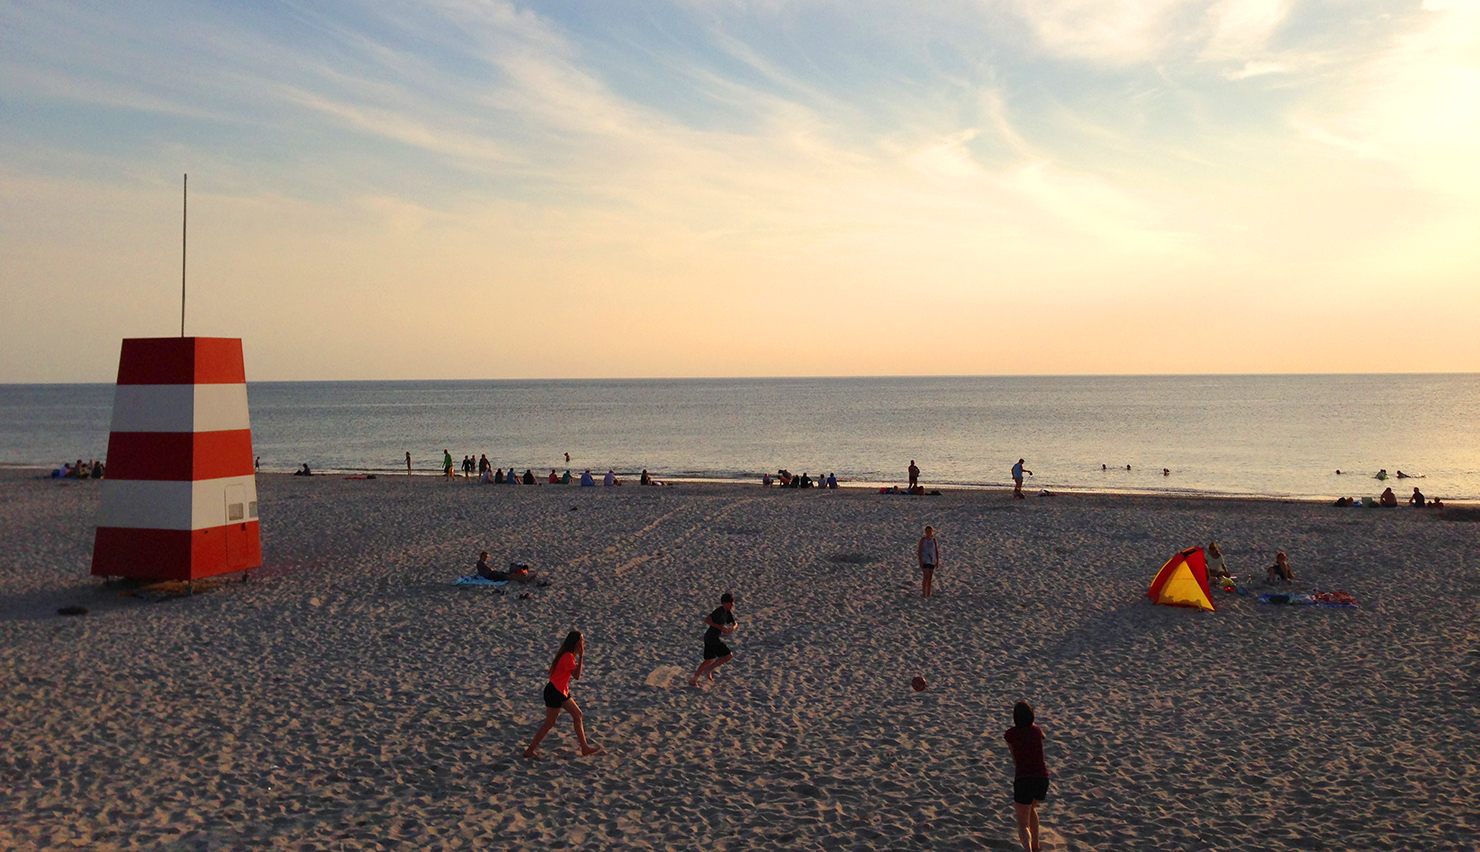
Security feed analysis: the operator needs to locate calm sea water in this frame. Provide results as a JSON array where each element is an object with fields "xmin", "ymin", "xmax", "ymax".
[{"xmin": 3, "ymin": 375, "xmax": 1479, "ymax": 500}]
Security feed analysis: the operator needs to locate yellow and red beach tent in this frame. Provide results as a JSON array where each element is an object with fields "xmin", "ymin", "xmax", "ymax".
[{"xmin": 1147, "ymin": 547, "xmax": 1216, "ymax": 612}]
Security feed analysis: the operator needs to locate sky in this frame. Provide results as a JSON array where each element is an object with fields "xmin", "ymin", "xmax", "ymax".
[{"xmin": 2, "ymin": 0, "xmax": 1477, "ymax": 381}]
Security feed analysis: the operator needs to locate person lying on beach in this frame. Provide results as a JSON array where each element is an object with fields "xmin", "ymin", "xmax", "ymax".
[
  {"xmin": 1266, "ymin": 551, "xmax": 1294, "ymax": 584},
  {"xmin": 525, "ymin": 630, "xmax": 602, "ymax": 759},
  {"xmin": 475, "ymin": 551, "xmax": 510, "ymax": 582},
  {"xmin": 690, "ymin": 592, "xmax": 737, "ymax": 687},
  {"xmin": 1004, "ymin": 701, "xmax": 1051, "ymax": 852},
  {"xmin": 1379, "ymin": 487, "xmax": 1398, "ymax": 507},
  {"xmin": 1205, "ymin": 541, "xmax": 1231, "ymax": 582}
]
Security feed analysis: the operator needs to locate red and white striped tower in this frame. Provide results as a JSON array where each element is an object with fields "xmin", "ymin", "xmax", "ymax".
[{"xmin": 91, "ymin": 337, "xmax": 262, "ymax": 580}]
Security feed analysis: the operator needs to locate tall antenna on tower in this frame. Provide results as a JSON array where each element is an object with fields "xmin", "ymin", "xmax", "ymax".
[{"xmin": 181, "ymin": 174, "xmax": 188, "ymax": 337}]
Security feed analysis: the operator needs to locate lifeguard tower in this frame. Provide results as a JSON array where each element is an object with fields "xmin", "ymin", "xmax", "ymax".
[{"xmin": 91, "ymin": 337, "xmax": 262, "ymax": 580}]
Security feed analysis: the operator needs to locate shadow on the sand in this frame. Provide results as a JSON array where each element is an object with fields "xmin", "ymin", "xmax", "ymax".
[{"xmin": 1046, "ymin": 598, "xmax": 1204, "ymax": 662}]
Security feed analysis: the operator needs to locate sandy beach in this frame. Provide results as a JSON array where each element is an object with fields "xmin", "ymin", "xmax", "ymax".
[{"xmin": 1, "ymin": 468, "xmax": 1476, "ymax": 850}]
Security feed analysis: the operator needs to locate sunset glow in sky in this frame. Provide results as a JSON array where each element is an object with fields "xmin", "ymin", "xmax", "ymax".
[{"xmin": 3, "ymin": 1, "xmax": 1478, "ymax": 380}]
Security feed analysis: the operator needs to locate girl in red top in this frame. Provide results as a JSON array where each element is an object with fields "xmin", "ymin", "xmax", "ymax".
[
  {"xmin": 524, "ymin": 630, "xmax": 603, "ymax": 759},
  {"xmin": 1004, "ymin": 701, "xmax": 1050, "ymax": 852}
]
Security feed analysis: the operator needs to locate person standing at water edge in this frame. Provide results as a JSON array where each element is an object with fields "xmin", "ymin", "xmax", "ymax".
[
  {"xmin": 1012, "ymin": 459, "xmax": 1033, "ymax": 499},
  {"xmin": 917, "ymin": 525, "xmax": 940, "ymax": 597},
  {"xmin": 442, "ymin": 450, "xmax": 453, "ymax": 479},
  {"xmin": 908, "ymin": 460, "xmax": 920, "ymax": 489},
  {"xmin": 406, "ymin": 451, "xmax": 412, "ymax": 475},
  {"xmin": 525, "ymin": 631, "xmax": 602, "ymax": 759},
  {"xmin": 1004, "ymin": 701, "xmax": 1051, "ymax": 852},
  {"xmin": 689, "ymin": 593, "xmax": 737, "ymax": 687}
]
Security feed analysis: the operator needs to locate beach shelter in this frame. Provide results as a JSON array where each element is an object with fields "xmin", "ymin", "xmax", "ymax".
[
  {"xmin": 1146, "ymin": 546, "xmax": 1216, "ymax": 612},
  {"xmin": 91, "ymin": 337, "xmax": 262, "ymax": 580}
]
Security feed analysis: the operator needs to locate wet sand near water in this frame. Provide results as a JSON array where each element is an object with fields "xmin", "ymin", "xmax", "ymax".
[{"xmin": 1, "ymin": 470, "xmax": 1476, "ymax": 850}]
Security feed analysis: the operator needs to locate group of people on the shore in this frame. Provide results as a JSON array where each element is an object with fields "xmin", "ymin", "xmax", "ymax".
[
  {"xmin": 764, "ymin": 469, "xmax": 837, "ymax": 489},
  {"xmin": 433, "ymin": 449, "xmax": 663, "ymax": 489},
  {"xmin": 53, "ymin": 458, "xmax": 104, "ymax": 479}
]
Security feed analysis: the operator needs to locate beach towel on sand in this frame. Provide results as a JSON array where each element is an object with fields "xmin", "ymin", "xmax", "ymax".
[
  {"xmin": 454, "ymin": 576, "xmax": 509, "ymax": 586},
  {"xmin": 1258, "ymin": 591, "xmax": 1357, "ymax": 608}
]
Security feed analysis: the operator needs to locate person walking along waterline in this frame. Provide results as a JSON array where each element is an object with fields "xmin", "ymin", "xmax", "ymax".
[
  {"xmin": 917, "ymin": 525, "xmax": 941, "ymax": 597},
  {"xmin": 443, "ymin": 449, "xmax": 454, "ymax": 480},
  {"xmin": 525, "ymin": 631, "xmax": 603, "ymax": 759},
  {"xmin": 908, "ymin": 460, "xmax": 920, "ymax": 489},
  {"xmin": 1012, "ymin": 459, "xmax": 1033, "ymax": 499},
  {"xmin": 689, "ymin": 593, "xmax": 737, "ymax": 687}
]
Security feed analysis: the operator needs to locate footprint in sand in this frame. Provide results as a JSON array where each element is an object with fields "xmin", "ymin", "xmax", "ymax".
[{"xmin": 643, "ymin": 665, "xmax": 690, "ymax": 688}]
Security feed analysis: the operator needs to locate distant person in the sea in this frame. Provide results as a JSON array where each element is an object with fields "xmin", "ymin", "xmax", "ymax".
[
  {"xmin": 908, "ymin": 460, "xmax": 920, "ymax": 490},
  {"xmin": 689, "ymin": 592, "xmax": 737, "ymax": 687},
  {"xmin": 1375, "ymin": 469, "xmax": 1389, "ymax": 480},
  {"xmin": 564, "ymin": 452, "xmax": 571, "ymax": 464},
  {"xmin": 524, "ymin": 630, "xmax": 602, "ymax": 759},
  {"xmin": 1162, "ymin": 468, "xmax": 1170, "ymax": 477},
  {"xmin": 1266, "ymin": 551, "xmax": 1294, "ymax": 584},
  {"xmin": 1409, "ymin": 487, "xmax": 1425, "ymax": 507},
  {"xmin": 580, "ymin": 470, "xmax": 595, "ymax": 487},
  {"xmin": 1335, "ymin": 469, "xmax": 1342, "ymax": 475},
  {"xmin": 917, "ymin": 525, "xmax": 941, "ymax": 597},
  {"xmin": 1126, "ymin": 464, "xmax": 1131, "ymax": 471},
  {"xmin": 406, "ymin": 451, "xmax": 412, "ymax": 475},
  {"xmin": 478, "ymin": 455, "xmax": 490, "ymax": 476},
  {"xmin": 1206, "ymin": 541, "xmax": 1231, "ymax": 581},
  {"xmin": 1396, "ymin": 470, "xmax": 1421, "ymax": 479},
  {"xmin": 442, "ymin": 450, "xmax": 453, "ymax": 479},
  {"xmin": 1012, "ymin": 459, "xmax": 1032, "ymax": 499},
  {"xmin": 1102, "ymin": 464, "xmax": 1107, "ymax": 471},
  {"xmin": 1004, "ymin": 701, "xmax": 1051, "ymax": 852},
  {"xmin": 1380, "ymin": 487, "xmax": 1398, "ymax": 507}
]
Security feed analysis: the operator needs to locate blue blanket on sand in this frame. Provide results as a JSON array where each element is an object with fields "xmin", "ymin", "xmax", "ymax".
[{"xmin": 454, "ymin": 576, "xmax": 509, "ymax": 586}]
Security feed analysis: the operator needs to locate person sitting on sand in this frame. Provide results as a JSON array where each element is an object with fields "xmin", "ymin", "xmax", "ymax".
[
  {"xmin": 522, "ymin": 469, "xmax": 536, "ymax": 485},
  {"xmin": 1380, "ymin": 487, "xmax": 1398, "ymax": 507},
  {"xmin": 561, "ymin": 469, "xmax": 572, "ymax": 485},
  {"xmin": 494, "ymin": 467, "xmax": 505, "ymax": 484},
  {"xmin": 91, "ymin": 460, "xmax": 105, "ymax": 479},
  {"xmin": 1432, "ymin": 497, "xmax": 1444, "ymax": 509},
  {"xmin": 762, "ymin": 473, "xmax": 772, "ymax": 487},
  {"xmin": 689, "ymin": 592, "xmax": 737, "ymax": 687},
  {"xmin": 640, "ymin": 469, "xmax": 651, "ymax": 486},
  {"xmin": 1408, "ymin": 487, "xmax": 1425, "ymax": 507},
  {"xmin": 827, "ymin": 472, "xmax": 837, "ymax": 489},
  {"xmin": 1005, "ymin": 701, "xmax": 1051, "ymax": 852},
  {"xmin": 548, "ymin": 469, "xmax": 559, "ymax": 484},
  {"xmin": 294, "ymin": 463, "xmax": 313, "ymax": 477},
  {"xmin": 604, "ymin": 469, "xmax": 620, "ymax": 486},
  {"xmin": 506, "ymin": 467, "xmax": 519, "ymax": 485},
  {"xmin": 1266, "ymin": 551, "xmax": 1294, "ymax": 584},
  {"xmin": 1206, "ymin": 541, "xmax": 1231, "ymax": 582},
  {"xmin": 475, "ymin": 551, "xmax": 510, "ymax": 582},
  {"xmin": 524, "ymin": 631, "xmax": 602, "ymax": 759},
  {"xmin": 580, "ymin": 470, "xmax": 595, "ymax": 486}
]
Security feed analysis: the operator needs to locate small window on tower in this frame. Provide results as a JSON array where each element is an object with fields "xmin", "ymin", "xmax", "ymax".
[
  {"xmin": 228, "ymin": 503, "xmax": 244, "ymax": 522},
  {"xmin": 248, "ymin": 501, "xmax": 258, "ymax": 519}
]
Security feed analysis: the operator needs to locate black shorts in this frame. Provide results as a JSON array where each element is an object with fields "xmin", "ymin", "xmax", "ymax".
[
  {"xmin": 703, "ymin": 636, "xmax": 731, "ymax": 660},
  {"xmin": 1013, "ymin": 777, "xmax": 1050, "ymax": 805},
  {"xmin": 542, "ymin": 682, "xmax": 569, "ymax": 709},
  {"xmin": 921, "ymin": 563, "xmax": 935, "ymax": 572}
]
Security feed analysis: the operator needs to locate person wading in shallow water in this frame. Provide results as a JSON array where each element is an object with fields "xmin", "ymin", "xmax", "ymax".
[{"xmin": 524, "ymin": 631, "xmax": 602, "ymax": 759}]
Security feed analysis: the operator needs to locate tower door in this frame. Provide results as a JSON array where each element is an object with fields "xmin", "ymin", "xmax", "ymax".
[{"xmin": 224, "ymin": 483, "xmax": 246, "ymax": 569}]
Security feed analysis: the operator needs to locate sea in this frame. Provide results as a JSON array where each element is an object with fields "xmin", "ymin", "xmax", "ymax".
[{"xmin": 3, "ymin": 375, "xmax": 1479, "ymax": 501}]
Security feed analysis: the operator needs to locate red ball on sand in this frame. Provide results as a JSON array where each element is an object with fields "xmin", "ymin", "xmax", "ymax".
[{"xmin": 911, "ymin": 676, "xmax": 927, "ymax": 692}]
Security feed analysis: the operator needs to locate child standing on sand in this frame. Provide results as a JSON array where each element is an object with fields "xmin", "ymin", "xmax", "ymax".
[
  {"xmin": 524, "ymin": 631, "xmax": 602, "ymax": 759},
  {"xmin": 917, "ymin": 526, "xmax": 940, "ymax": 597},
  {"xmin": 1004, "ymin": 701, "xmax": 1050, "ymax": 852}
]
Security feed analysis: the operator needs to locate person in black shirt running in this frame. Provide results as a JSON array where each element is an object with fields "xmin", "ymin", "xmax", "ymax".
[{"xmin": 688, "ymin": 592, "xmax": 737, "ymax": 687}]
